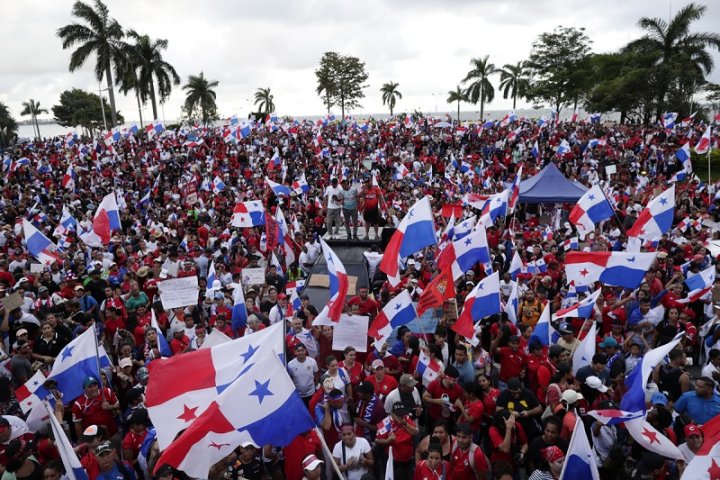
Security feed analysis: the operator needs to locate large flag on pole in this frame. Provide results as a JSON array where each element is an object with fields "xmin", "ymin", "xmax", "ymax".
[
  {"xmin": 559, "ymin": 417, "xmax": 600, "ymax": 480},
  {"xmin": 153, "ymin": 351, "xmax": 315, "ymax": 478},
  {"xmin": 45, "ymin": 401, "xmax": 89, "ymax": 480},
  {"xmin": 312, "ymin": 239, "xmax": 349, "ymax": 325}
]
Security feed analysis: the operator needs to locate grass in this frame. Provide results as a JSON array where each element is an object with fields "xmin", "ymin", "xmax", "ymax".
[{"xmin": 691, "ymin": 150, "xmax": 720, "ymax": 183}]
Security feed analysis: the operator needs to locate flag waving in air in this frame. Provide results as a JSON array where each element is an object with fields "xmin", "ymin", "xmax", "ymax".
[
  {"xmin": 416, "ymin": 268, "xmax": 456, "ymax": 317},
  {"xmin": 231, "ymin": 201, "xmax": 266, "ymax": 228},
  {"xmin": 569, "ymin": 184, "xmax": 614, "ymax": 237},
  {"xmin": 379, "ymin": 197, "xmax": 437, "ymax": 286},
  {"xmin": 368, "ymin": 290, "xmax": 417, "ymax": 348},
  {"xmin": 694, "ymin": 125, "xmax": 713, "ymax": 155},
  {"xmin": 559, "ymin": 417, "xmax": 600, "ymax": 480},
  {"xmin": 436, "ymin": 224, "xmax": 491, "ymax": 280},
  {"xmin": 452, "ymin": 272, "xmax": 501, "ymax": 340},
  {"xmin": 626, "ymin": 185, "xmax": 675, "ymax": 239},
  {"xmin": 313, "ymin": 239, "xmax": 349, "ymax": 325},
  {"xmin": 154, "ymin": 351, "xmax": 315, "ymax": 479},
  {"xmin": 79, "ymin": 192, "xmax": 121, "ymax": 246},
  {"xmin": 265, "ymin": 177, "xmax": 291, "ymax": 197},
  {"xmin": 565, "ymin": 251, "xmax": 657, "ymax": 289},
  {"xmin": 23, "ymin": 219, "xmax": 60, "ymax": 266}
]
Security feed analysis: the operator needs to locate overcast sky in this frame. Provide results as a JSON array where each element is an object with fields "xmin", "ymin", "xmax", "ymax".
[{"xmin": 1, "ymin": 0, "xmax": 718, "ymax": 123}]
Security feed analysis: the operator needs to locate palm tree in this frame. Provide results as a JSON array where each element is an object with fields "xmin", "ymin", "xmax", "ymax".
[
  {"xmin": 629, "ymin": 2, "xmax": 720, "ymax": 116},
  {"xmin": 499, "ymin": 62, "xmax": 530, "ymax": 110},
  {"xmin": 57, "ymin": 0, "xmax": 125, "ymax": 127},
  {"xmin": 20, "ymin": 99, "xmax": 48, "ymax": 139},
  {"xmin": 116, "ymin": 49, "xmax": 146, "ymax": 129},
  {"xmin": 254, "ymin": 88, "xmax": 275, "ymax": 116},
  {"xmin": 182, "ymin": 72, "xmax": 219, "ymax": 126},
  {"xmin": 462, "ymin": 55, "xmax": 498, "ymax": 121},
  {"xmin": 380, "ymin": 82, "xmax": 402, "ymax": 116},
  {"xmin": 125, "ymin": 30, "xmax": 180, "ymax": 121},
  {"xmin": 446, "ymin": 87, "xmax": 468, "ymax": 123}
]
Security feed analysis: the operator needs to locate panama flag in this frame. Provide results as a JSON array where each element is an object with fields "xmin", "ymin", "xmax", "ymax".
[
  {"xmin": 15, "ymin": 370, "xmax": 51, "ymax": 414},
  {"xmin": 682, "ymin": 442, "xmax": 720, "ymax": 479},
  {"xmin": 147, "ymin": 120, "xmax": 165, "ymax": 139},
  {"xmin": 153, "ymin": 350, "xmax": 315, "ymax": 478},
  {"xmin": 681, "ymin": 112, "xmax": 696, "ymax": 127},
  {"xmin": 79, "ymin": 192, "xmax": 122, "ymax": 247},
  {"xmin": 625, "ymin": 414, "xmax": 683, "ymax": 461},
  {"xmin": 152, "ymin": 309, "xmax": 171, "ymax": 358},
  {"xmin": 231, "ymin": 282, "xmax": 249, "ymax": 332},
  {"xmin": 586, "ymin": 409, "xmax": 645, "ymax": 427},
  {"xmin": 292, "ymin": 173, "xmax": 310, "ymax": 194},
  {"xmin": 589, "ymin": 112, "xmax": 602, "ymax": 124},
  {"xmin": 626, "ymin": 185, "xmax": 675, "ymax": 239},
  {"xmin": 146, "ymin": 322, "xmax": 285, "ymax": 449},
  {"xmin": 571, "ymin": 108, "xmax": 579, "ymax": 123},
  {"xmin": 556, "ymin": 139, "xmax": 571, "ymax": 156},
  {"xmin": 504, "ymin": 280, "xmax": 519, "ymax": 324},
  {"xmin": 531, "ymin": 140, "xmax": 539, "ymax": 159},
  {"xmin": 313, "ymin": 239, "xmax": 350, "ymax": 325},
  {"xmin": 529, "ymin": 303, "xmax": 559, "ymax": 347},
  {"xmin": 45, "ymin": 400, "xmax": 89, "ymax": 480},
  {"xmin": 571, "ymin": 321, "xmax": 597, "ymax": 376},
  {"xmin": 23, "ymin": 219, "xmax": 60, "ymax": 265},
  {"xmin": 437, "ymin": 224, "xmax": 491, "ymax": 280},
  {"xmin": 61, "ymin": 164, "xmax": 76, "ymax": 190},
  {"xmin": 555, "ymin": 289, "xmax": 601, "ymax": 320},
  {"xmin": 670, "ymin": 143, "xmax": 693, "ymax": 182},
  {"xmin": 212, "ymin": 175, "xmax": 226, "ymax": 193},
  {"xmin": 561, "ymin": 237, "xmax": 579, "ymax": 251},
  {"xmin": 452, "ymin": 216, "xmax": 476, "ymax": 241},
  {"xmin": 47, "ymin": 327, "xmax": 112, "ymax": 405},
  {"xmin": 508, "ymin": 251, "xmax": 523, "ymax": 280},
  {"xmin": 265, "ymin": 177, "xmax": 291, "ymax": 197},
  {"xmin": 620, "ymin": 332, "xmax": 684, "ymax": 412},
  {"xmin": 500, "ymin": 111, "xmax": 516, "ymax": 127},
  {"xmin": 379, "ymin": 197, "xmax": 437, "ymax": 286},
  {"xmin": 685, "ymin": 264, "xmax": 716, "ymax": 292},
  {"xmin": 569, "ymin": 184, "xmax": 614, "ymax": 237},
  {"xmin": 481, "ymin": 189, "xmax": 509, "ymax": 223},
  {"xmin": 231, "ymin": 201, "xmax": 265, "ymax": 228},
  {"xmin": 695, "ymin": 125, "xmax": 713, "ymax": 154},
  {"xmin": 565, "ymin": 251, "xmax": 657, "ymax": 289},
  {"xmin": 508, "ymin": 166, "xmax": 523, "ymax": 213},
  {"xmin": 394, "ymin": 162, "xmax": 412, "ymax": 180},
  {"xmin": 452, "ymin": 272, "xmax": 501, "ymax": 339},
  {"xmin": 559, "ymin": 417, "xmax": 600, "ymax": 480},
  {"xmin": 269, "ymin": 148, "xmax": 281, "ymax": 170},
  {"xmin": 663, "ymin": 112, "xmax": 678, "ymax": 129},
  {"xmin": 368, "ymin": 290, "xmax": 417, "ymax": 347},
  {"xmin": 415, "ymin": 351, "xmax": 443, "ymax": 387}
]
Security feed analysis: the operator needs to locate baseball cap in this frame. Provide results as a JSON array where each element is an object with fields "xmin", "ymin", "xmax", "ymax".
[
  {"xmin": 118, "ymin": 358, "xmax": 133, "ymax": 369},
  {"xmin": 599, "ymin": 337, "xmax": 618, "ymax": 348},
  {"xmin": 507, "ymin": 377, "xmax": 522, "ymax": 391},
  {"xmin": 240, "ymin": 440, "xmax": 259, "ymax": 449},
  {"xmin": 277, "ymin": 293, "xmax": 288, "ymax": 300},
  {"xmin": 16, "ymin": 328, "xmax": 28, "ymax": 337},
  {"xmin": 83, "ymin": 425, "xmax": 99, "ymax": 438},
  {"xmin": 95, "ymin": 440, "xmax": 113, "ymax": 456},
  {"xmin": 684, "ymin": 423, "xmax": 702, "ymax": 437},
  {"xmin": 585, "ymin": 376, "xmax": 609, "ymax": 393},
  {"xmin": 399, "ymin": 374, "xmax": 418, "ymax": 388},
  {"xmin": 83, "ymin": 376, "xmax": 99, "ymax": 388},
  {"xmin": 302, "ymin": 454, "xmax": 324, "ymax": 471},
  {"xmin": 651, "ymin": 391, "xmax": 668, "ymax": 406},
  {"xmin": 371, "ymin": 359, "xmax": 385, "ymax": 370},
  {"xmin": 561, "ymin": 389, "xmax": 583, "ymax": 404},
  {"xmin": 558, "ymin": 323, "xmax": 573, "ymax": 335},
  {"xmin": 392, "ymin": 402, "xmax": 410, "ymax": 416}
]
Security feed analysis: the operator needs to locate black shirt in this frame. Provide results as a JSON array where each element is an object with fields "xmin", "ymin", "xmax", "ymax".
[{"xmin": 226, "ymin": 456, "xmax": 264, "ymax": 480}]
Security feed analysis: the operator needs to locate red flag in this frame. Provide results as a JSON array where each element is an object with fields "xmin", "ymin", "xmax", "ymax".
[
  {"xmin": 265, "ymin": 215, "xmax": 278, "ymax": 251},
  {"xmin": 441, "ymin": 204, "xmax": 463, "ymax": 218},
  {"xmin": 416, "ymin": 269, "xmax": 456, "ymax": 317},
  {"xmin": 697, "ymin": 414, "xmax": 720, "ymax": 455}
]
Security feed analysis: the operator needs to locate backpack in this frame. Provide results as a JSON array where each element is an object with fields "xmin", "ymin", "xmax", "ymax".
[{"xmin": 451, "ymin": 441, "xmax": 488, "ymax": 475}]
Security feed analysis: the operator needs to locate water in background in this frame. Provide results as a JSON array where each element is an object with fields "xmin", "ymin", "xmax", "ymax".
[{"xmin": 17, "ymin": 108, "xmax": 617, "ymax": 139}]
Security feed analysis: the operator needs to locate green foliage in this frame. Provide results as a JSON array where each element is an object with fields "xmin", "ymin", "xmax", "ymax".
[
  {"xmin": 380, "ymin": 82, "xmax": 402, "ymax": 116},
  {"xmin": 525, "ymin": 26, "xmax": 593, "ymax": 114},
  {"xmin": 0, "ymin": 102, "xmax": 18, "ymax": 153},
  {"xmin": 20, "ymin": 99, "xmax": 49, "ymax": 139},
  {"xmin": 499, "ymin": 61, "xmax": 530, "ymax": 110},
  {"xmin": 446, "ymin": 86, "xmax": 468, "ymax": 123},
  {"xmin": 52, "ymin": 88, "xmax": 123, "ymax": 134},
  {"xmin": 57, "ymin": 0, "xmax": 125, "ymax": 126},
  {"xmin": 182, "ymin": 72, "xmax": 219, "ymax": 126},
  {"xmin": 315, "ymin": 52, "xmax": 369, "ymax": 119},
  {"xmin": 462, "ymin": 55, "xmax": 497, "ymax": 120},
  {"xmin": 254, "ymin": 87, "xmax": 275, "ymax": 116}
]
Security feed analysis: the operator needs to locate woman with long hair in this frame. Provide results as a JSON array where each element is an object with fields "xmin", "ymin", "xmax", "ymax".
[{"xmin": 415, "ymin": 419, "xmax": 456, "ymax": 464}]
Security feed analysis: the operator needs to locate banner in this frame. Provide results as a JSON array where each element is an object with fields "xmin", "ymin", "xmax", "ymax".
[
  {"xmin": 241, "ymin": 267, "xmax": 265, "ymax": 286},
  {"xmin": 332, "ymin": 315, "xmax": 369, "ymax": 352},
  {"xmin": 158, "ymin": 276, "xmax": 199, "ymax": 309},
  {"xmin": 183, "ymin": 180, "xmax": 198, "ymax": 206}
]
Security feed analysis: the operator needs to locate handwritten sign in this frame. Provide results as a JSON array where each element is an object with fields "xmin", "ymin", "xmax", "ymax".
[
  {"xmin": 405, "ymin": 306, "xmax": 442, "ymax": 335},
  {"xmin": 158, "ymin": 276, "xmax": 199, "ymax": 309},
  {"xmin": 332, "ymin": 315, "xmax": 369, "ymax": 352},
  {"xmin": 30, "ymin": 264, "xmax": 45, "ymax": 274},
  {"xmin": 605, "ymin": 164, "xmax": 617, "ymax": 176},
  {"xmin": 1, "ymin": 292, "xmax": 24, "ymax": 312},
  {"xmin": 241, "ymin": 267, "xmax": 265, "ymax": 286}
]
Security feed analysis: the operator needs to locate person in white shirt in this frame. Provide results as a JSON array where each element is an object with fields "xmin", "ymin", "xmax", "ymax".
[
  {"xmin": 384, "ymin": 374, "xmax": 423, "ymax": 417},
  {"xmin": 268, "ymin": 294, "xmax": 289, "ymax": 325},
  {"xmin": 332, "ymin": 425, "xmax": 373, "ymax": 480},
  {"xmin": 499, "ymin": 272, "xmax": 515, "ymax": 300},
  {"xmin": 325, "ymin": 178, "xmax": 343, "ymax": 238},
  {"xmin": 701, "ymin": 349, "xmax": 720, "ymax": 385},
  {"xmin": 363, "ymin": 245, "xmax": 383, "ymax": 280},
  {"xmin": 287, "ymin": 343, "xmax": 319, "ymax": 402}
]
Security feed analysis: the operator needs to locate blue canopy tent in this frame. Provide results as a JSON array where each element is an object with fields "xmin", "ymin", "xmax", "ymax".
[{"xmin": 519, "ymin": 162, "xmax": 588, "ymax": 203}]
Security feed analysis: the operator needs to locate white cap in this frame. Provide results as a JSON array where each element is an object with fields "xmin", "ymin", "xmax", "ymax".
[
  {"xmin": 585, "ymin": 375, "xmax": 609, "ymax": 392},
  {"xmin": 118, "ymin": 358, "xmax": 133, "ymax": 369},
  {"xmin": 561, "ymin": 389, "xmax": 583, "ymax": 404}
]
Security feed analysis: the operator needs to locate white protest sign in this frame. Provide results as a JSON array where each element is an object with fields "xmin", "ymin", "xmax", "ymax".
[
  {"xmin": 30, "ymin": 263, "xmax": 44, "ymax": 274},
  {"xmin": 605, "ymin": 164, "xmax": 617, "ymax": 176},
  {"xmin": 158, "ymin": 276, "xmax": 199, "ymax": 309},
  {"xmin": 241, "ymin": 267, "xmax": 265, "ymax": 286},
  {"xmin": 332, "ymin": 314, "xmax": 369, "ymax": 352}
]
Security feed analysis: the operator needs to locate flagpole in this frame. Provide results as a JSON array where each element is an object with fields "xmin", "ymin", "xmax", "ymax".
[
  {"xmin": 708, "ymin": 145, "xmax": 712, "ymax": 185},
  {"xmin": 92, "ymin": 326, "xmax": 107, "ymax": 402},
  {"xmin": 599, "ymin": 183, "xmax": 626, "ymax": 236},
  {"xmin": 314, "ymin": 426, "xmax": 345, "ymax": 480}
]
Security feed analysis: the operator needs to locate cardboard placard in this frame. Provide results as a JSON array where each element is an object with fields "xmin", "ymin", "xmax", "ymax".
[
  {"xmin": 405, "ymin": 307, "xmax": 442, "ymax": 335},
  {"xmin": 307, "ymin": 274, "xmax": 358, "ymax": 295},
  {"xmin": 605, "ymin": 165, "xmax": 617, "ymax": 176},
  {"xmin": 241, "ymin": 267, "xmax": 265, "ymax": 286},
  {"xmin": 158, "ymin": 276, "xmax": 199, "ymax": 309},
  {"xmin": 30, "ymin": 264, "xmax": 45, "ymax": 274},
  {"xmin": 331, "ymin": 314, "xmax": 369, "ymax": 352},
  {"xmin": 2, "ymin": 292, "xmax": 25, "ymax": 312}
]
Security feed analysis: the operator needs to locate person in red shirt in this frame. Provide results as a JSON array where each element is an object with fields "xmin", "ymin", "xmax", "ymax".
[
  {"xmin": 72, "ymin": 376, "xmax": 120, "ymax": 438},
  {"xmin": 413, "ymin": 441, "xmax": 451, "ymax": 480},
  {"xmin": 488, "ymin": 409, "xmax": 528, "ymax": 474},
  {"xmin": 359, "ymin": 179, "xmax": 386, "ymax": 241},
  {"xmin": 338, "ymin": 347, "xmax": 365, "ymax": 389},
  {"xmin": 282, "ymin": 429, "xmax": 322, "ymax": 480},
  {"xmin": 422, "ymin": 365, "xmax": 464, "ymax": 425},
  {"xmin": 346, "ymin": 287, "xmax": 379, "ymax": 318},
  {"xmin": 456, "ymin": 383, "xmax": 485, "ymax": 432},
  {"xmin": 375, "ymin": 402, "xmax": 418, "ymax": 479},
  {"xmin": 450, "ymin": 423, "xmax": 490, "ymax": 480},
  {"xmin": 491, "ymin": 334, "xmax": 528, "ymax": 385},
  {"xmin": 169, "ymin": 323, "xmax": 190, "ymax": 354},
  {"xmin": 367, "ymin": 360, "xmax": 399, "ymax": 399},
  {"xmin": 121, "ymin": 410, "xmax": 148, "ymax": 472}
]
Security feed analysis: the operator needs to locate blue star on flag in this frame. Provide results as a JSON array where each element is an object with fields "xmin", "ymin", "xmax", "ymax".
[{"xmin": 249, "ymin": 379, "xmax": 273, "ymax": 404}]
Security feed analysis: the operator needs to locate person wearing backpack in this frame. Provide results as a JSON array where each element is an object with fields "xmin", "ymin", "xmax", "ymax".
[{"xmin": 450, "ymin": 423, "xmax": 489, "ymax": 480}]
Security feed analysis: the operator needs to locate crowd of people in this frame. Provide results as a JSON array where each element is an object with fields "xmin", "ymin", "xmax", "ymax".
[{"xmin": 0, "ymin": 112, "xmax": 719, "ymax": 480}]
